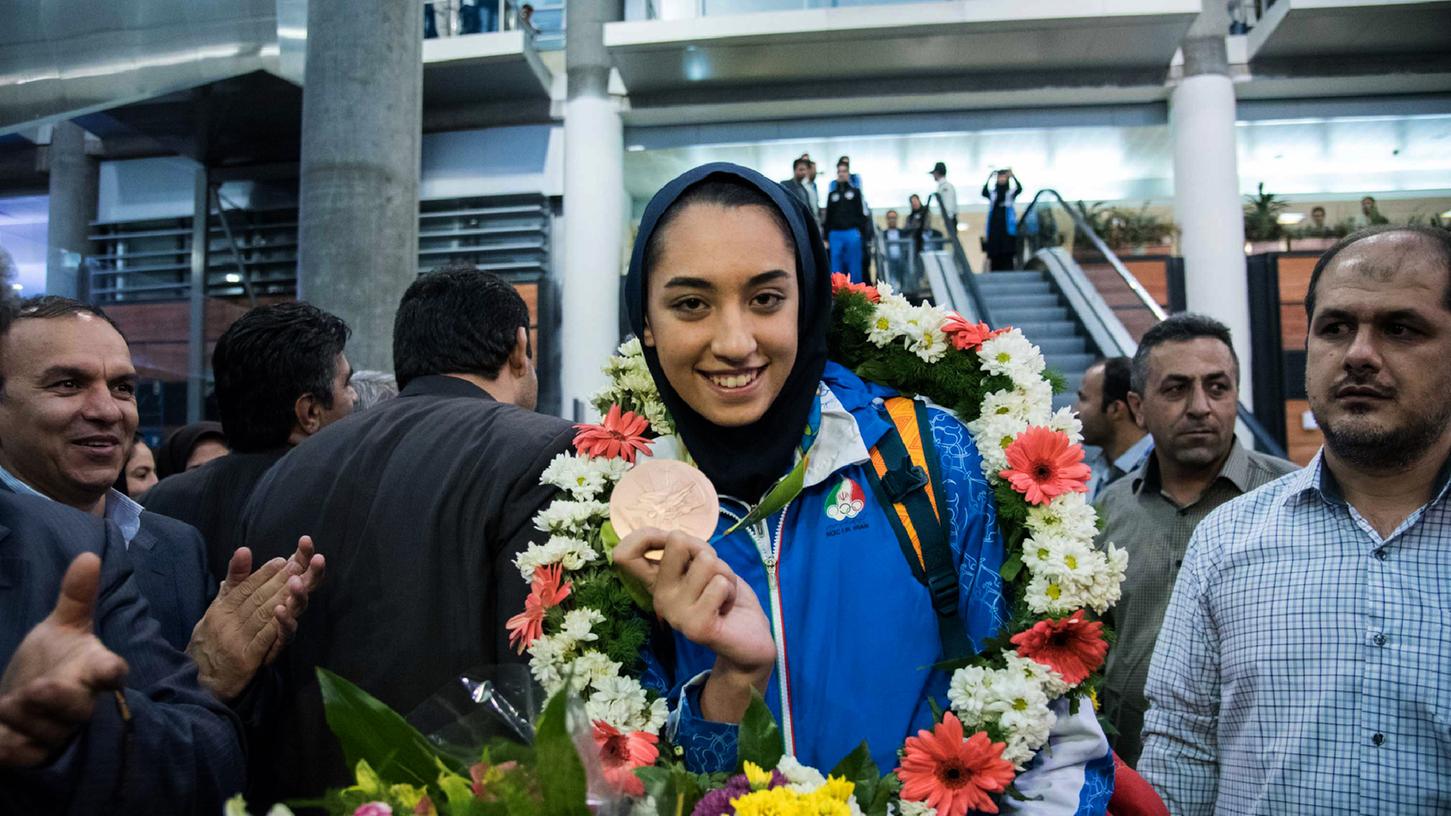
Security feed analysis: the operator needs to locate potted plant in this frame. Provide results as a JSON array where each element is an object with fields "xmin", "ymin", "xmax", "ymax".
[
  {"xmin": 1109, "ymin": 203, "xmax": 1177, "ymax": 255},
  {"xmin": 1071, "ymin": 200, "xmax": 1113, "ymax": 253},
  {"xmin": 1243, "ymin": 183, "xmax": 1288, "ymax": 253}
]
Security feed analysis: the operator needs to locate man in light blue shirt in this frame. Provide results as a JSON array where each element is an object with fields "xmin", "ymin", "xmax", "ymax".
[
  {"xmin": 1076, "ymin": 356, "xmax": 1154, "ymax": 500},
  {"xmin": 1140, "ymin": 226, "xmax": 1451, "ymax": 814},
  {"xmin": 0, "ymin": 296, "xmax": 321, "ymax": 701}
]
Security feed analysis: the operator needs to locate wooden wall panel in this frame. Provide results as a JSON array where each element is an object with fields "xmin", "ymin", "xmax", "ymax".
[
  {"xmin": 1277, "ymin": 256, "xmax": 1318, "ymax": 348},
  {"xmin": 1284, "ymin": 398, "xmax": 1322, "ymax": 466},
  {"xmin": 1122, "ymin": 258, "xmax": 1172, "ymax": 309}
]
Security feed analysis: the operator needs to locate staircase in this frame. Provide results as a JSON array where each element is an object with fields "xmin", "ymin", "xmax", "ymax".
[{"xmin": 975, "ymin": 270, "xmax": 1099, "ymax": 409}]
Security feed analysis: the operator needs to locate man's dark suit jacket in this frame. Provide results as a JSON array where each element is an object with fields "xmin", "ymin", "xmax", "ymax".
[
  {"xmin": 0, "ymin": 491, "xmax": 244, "ymax": 815},
  {"xmin": 240, "ymin": 374, "xmax": 574, "ymax": 802},
  {"xmin": 0, "ymin": 484, "xmax": 211, "ymax": 652},
  {"xmin": 145, "ymin": 448, "xmax": 289, "ymax": 583},
  {"xmin": 129, "ymin": 511, "xmax": 211, "ymax": 651}
]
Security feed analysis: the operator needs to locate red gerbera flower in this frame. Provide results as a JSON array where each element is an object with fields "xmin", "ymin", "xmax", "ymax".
[
  {"xmin": 593, "ymin": 721, "xmax": 659, "ymax": 797},
  {"xmin": 998, "ymin": 426, "xmax": 1091, "ymax": 505},
  {"xmin": 1010, "ymin": 610, "xmax": 1109, "ymax": 686},
  {"xmin": 830, "ymin": 272, "xmax": 881, "ymax": 302},
  {"xmin": 505, "ymin": 564, "xmax": 571, "ymax": 653},
  {"xmin": 573, "ymin": 404, "xmax": 652, "ymax": 463},
  {"xmin": 897, "ymin": 712, "xmax": 1016, "ymax": 816},
  {"xmin": 941, "ymin": 313, "xmax": 996, "ymax": 351}
]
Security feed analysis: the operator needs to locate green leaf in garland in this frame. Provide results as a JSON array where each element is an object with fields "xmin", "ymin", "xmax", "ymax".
[
  {"xmin": 737, "ymin": 689, "xmax": 785, "ymax": 771},
  {"xmin": 829, "ymin": 742, "xmax": 887, "ymax": 814},
  {"xmin": 317, "ymin": 667, "xmax": 456, "ymax": 789},
  {"xmin": 534, "ymin": 689, "xmax": 591, "ymax": 816},
  {"xmin": 1000, "ymin": 551, "xmax": 1024, "ymax": 583},
  {"xmin": 599, "ymin": 521, "xmax": 621, "ymax": 559},
  {"xmin": 725, "ymin": 453, "xmax": 808, "ymax": 535}
]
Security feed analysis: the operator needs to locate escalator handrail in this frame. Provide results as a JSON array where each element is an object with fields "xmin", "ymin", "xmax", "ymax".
[
  {"xmin": 1016, "ymin": 190, "xmax": 1287, "ymax": 460},
  {"xmin": 925, "ymin": 191, "xmax": 992, "ymax": 326},
  {"xmin": 1018, "ymin": 189, "xmax": 1167, "ymax": 323}
]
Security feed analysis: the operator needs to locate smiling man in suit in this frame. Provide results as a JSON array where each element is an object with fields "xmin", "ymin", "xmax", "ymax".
[{"xmin": 0, "ymin": 296, "xmax": 322, "ymax": 703}]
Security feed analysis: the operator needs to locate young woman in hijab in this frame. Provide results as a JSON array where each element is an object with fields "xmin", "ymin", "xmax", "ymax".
[
  {"xmin": 155, "ymin": 421, "xmax": 229, "ymax": 479},
  {"xmin": 613, "ymin": 163, "xmax": 1111, "ymax": 810},
  {"xmin": 114, "ymin": 432, "xmax": 159, "ymax": 498}
]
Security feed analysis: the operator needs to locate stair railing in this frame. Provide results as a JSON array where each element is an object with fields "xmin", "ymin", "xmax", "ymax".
[
  {"xmin": 1015, "ymin": 189, "xmax": 1288, "ymax": 459},
  {"xmin": 926, "ymin": 191, "xmax": 992, "ymax": 326}
]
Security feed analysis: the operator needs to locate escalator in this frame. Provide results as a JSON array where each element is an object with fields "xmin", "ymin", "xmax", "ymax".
[{"xmin": 913, "ymin": 188, "xmax": 1287, "ymax": 455}]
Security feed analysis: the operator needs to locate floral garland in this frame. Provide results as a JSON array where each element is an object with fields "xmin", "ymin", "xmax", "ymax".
[{"xmin": 507, "ymin": 274, "xmax": 1128, "ymax": 816}]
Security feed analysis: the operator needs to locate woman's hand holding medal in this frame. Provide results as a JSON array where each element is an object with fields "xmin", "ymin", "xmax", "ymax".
[{"xmin": 611, "ymin": 462, "xmax": 775, "ymax": 724}]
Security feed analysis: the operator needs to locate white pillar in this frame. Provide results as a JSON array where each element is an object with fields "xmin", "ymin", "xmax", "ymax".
[
  {"xmin": 1170, "ymin": 67, "xmax": 1253, "ymax": 405},
  {"xmin": 559, "ymin": 95, "xmax": 624, "ymax": 418}
]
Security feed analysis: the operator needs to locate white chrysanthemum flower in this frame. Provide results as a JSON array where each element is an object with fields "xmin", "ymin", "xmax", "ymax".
[
  {"xmin": 1003, "ymin": 652, "xmax": 1071, "ymax": 698},
  {"xmin": 978, "ymin": 329, "xmax": 1046, "ymax": 383},
  {"xmin": 1024, "ymin": 570, "xmax": 1072, "ymax": 616},
  {"xmin": 867, "ymin": 298, "xmax": 914, "ymax": 347},
  {"xmin": 563, "ymin": 650, "xmax": 622, "ymax": 692},
  {"xmin": 910, "ymin": 324, "xmax": 949, "ymax": 363},
  {"xmin": 584, "ymin": 675, "xmax": 650, "ymax": 731},
  {"xmin": 558, "ymin": 608, "xmax": 605, "ymax": 647},
  {"xmin": 637, "ymin": 396, "xmax": 673, "ymax": 436},
  {"xmin": 897, "ymin": 800, "xmax": 938, "ymax": 816},
  {"xmin": 979, "ymin": 384, "xmax": 1051, "ymax": 427},
  {"xmin": 1025, "ymin": 492, "xmax": 1100, "ymax": 542},
  {"xmin": 533, "ymin": 500, "xmax": 608, "ymax": 536},
  {"xmin": 1046, "ymin": 406, "xmax": 1084, "ymax": 445},
  {"xmin": 528, "ymin": 633, "xmax": 570, "ymax": 694},
  {"xmin": 984, "ymin": 669, "xmax": 1055, "ymax": 769},
  {"xmin": 541, "ymin": 454, "xmax": 629, "ymax": 500},
  {"xmin": 1021, "ymin": 532, "xmax": 1080, "ymax": 575},
  {"xmin": 1033, "ymin": 536, "xmax": 1100, "ymax": 585},
  {"xmin": 946, "ymin": 665, "xmax": 993, "ymax": 727},
  {"xmin": 875, "ymin": 280, "xmax": 895, "ymax": 298},
  {"xmin": 966, "ymin": 412, "xmax": 1028, "ymax": 477},
  {"xmin": 643, "ymin": 696, "xmax": 668, "ymax": 733},
  {"xmin": 514, "ymin": 535, "xmax": 599, "ymax": 581},
  {"xmin": 630, "ymin": 797, "xmax": 659, "ymax": 816},
  {"xmin": 776, "ymin": 755, "xmax": 827, "ymax": 793}
]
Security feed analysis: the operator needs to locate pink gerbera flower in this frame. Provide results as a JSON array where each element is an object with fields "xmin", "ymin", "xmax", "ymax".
[
  {"xmin": 896, "ymin": 712, "xmax": 1016, "ymax": 816},
  {"xmin": 505, "ymin": 564, "xmax": 571, "ymax": 653},
  {"xmin": 573, "ymin": 404, "xmax": 652, "ymax": 463},
  {"xmin": 593, "ymin": 721, "xmax": 659, "ymax": 797},
  {"xmin": 1010, "ymin": 610, "xmax": 1109, "ymax": 686},
  {"xmin": 999, "ymin": 426, "xmax": 1091, "ymax": 505},
  {"xmin": 941, "ymin": 313, "xmax": 997, "ymax": 351},
  {"xmin": 830, "ymin": 272, "xmax": 881, "ymax": 302}
]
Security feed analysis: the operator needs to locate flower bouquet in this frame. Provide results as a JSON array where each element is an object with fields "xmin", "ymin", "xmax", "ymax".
[{"xmin": 237, "ymin": 273, "xmax": 1127, "ymax": 816}]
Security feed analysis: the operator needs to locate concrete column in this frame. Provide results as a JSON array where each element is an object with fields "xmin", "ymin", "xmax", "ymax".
[
  {"xmin": 1170, "ymin": 15, "xmax": 1253, "ymax": 404},
  {"xmin": 296, "ymin": 0, "xmax": 422, "ymax": 371},
  {"xmin": 560, "ymin": 0, "xmax": 625, "ymax": 420},
  {"xmin": 45, "ymin": 122, "xmax": 98, "ymax": 298}
]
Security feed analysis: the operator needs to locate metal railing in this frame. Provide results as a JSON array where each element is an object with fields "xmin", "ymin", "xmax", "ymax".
[
  {"xmin": 1015, "ymin": 189, "xmax": 1289, "ymax": 459},
  {"xmin": 926, "ymin": 191, "xmax": 991, "ymax": 325}
]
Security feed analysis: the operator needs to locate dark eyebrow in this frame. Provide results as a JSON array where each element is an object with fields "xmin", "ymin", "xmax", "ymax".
[
  {"xmin": 662, "ymin": 269, "xmax": 791, "ymax": 290},
  {"xmin": 38, "ymin": 365, "xmax": 94, "ymax": 383}
]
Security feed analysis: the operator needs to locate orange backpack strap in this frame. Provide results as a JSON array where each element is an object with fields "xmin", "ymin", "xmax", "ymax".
[{"xmin": 864, "ymin": 396, "xmax": 970, "ymax": 660}]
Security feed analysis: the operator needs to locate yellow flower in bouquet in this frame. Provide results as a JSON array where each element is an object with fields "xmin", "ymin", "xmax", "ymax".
[{"xmin": 731, "ymin": 776, "xmax": 855, "ymax": 816}]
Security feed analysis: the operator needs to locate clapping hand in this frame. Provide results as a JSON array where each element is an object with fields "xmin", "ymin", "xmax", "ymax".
[
  {"xmin": 187, "ymin": 536, "xmax": 325, "ymax": 701},
  {"xmin": 614, "ymin": 528, "xmax": 774, "ymax": 723},
  {"xmin": 0, "ymin": 553, "xmax": 128, "ymax": 767}
]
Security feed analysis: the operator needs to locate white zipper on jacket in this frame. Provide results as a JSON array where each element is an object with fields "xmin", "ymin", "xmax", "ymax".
[
  {"xmin": 757, "ymin": 500, "xmax": 794, "ymax": 755},
  {"xmin": 719, "ymin": 496, "xmax": 797, "ymax": 754}
]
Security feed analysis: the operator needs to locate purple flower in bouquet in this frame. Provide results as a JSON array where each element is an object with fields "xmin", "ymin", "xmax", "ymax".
[
  {"xmin": 353, "ymin": 803, "xmax": 393, "ymax": 816},
  {"xmin": 690, "ymin": 770, "xmax": 788, "ymax": 816}
]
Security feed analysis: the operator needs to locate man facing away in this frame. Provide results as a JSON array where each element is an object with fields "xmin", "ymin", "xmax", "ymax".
[
  {"xmin": 145, "ymin": 302, "xmax": 356, "ymax": 583},
  {"xmin": 1094, "ymin": 314, "xmax": 1296, "ymax": 767},
  {"xmin": 1140, "ymin": 226, "xmax": 1451, "ymax": 813},
  {"xmin": 1076, "ymin": 356, "xmax": 1154, "ymax": 501},
  {"xmin": 929, "ymin": 161, "xmax": 958, "ymax": 235},
  {"xmin": 240, "ymin": 265, "xmax": 575, "ymax": 803},
  {"xmin": 0, "ymin": 296, "xmax": 321, "ymax": 703}
]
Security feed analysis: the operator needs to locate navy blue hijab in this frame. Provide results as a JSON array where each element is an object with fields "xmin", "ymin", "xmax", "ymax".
[{"xmin": 625, "ymin": 163, "xmax": 833, "ymax": 501}]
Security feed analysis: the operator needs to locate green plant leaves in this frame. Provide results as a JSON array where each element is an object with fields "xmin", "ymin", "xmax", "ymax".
[
  {"xmin": 737, "ymin": 690, "xmax": 785, "ymax": 772},
  {"xmin": 533, "ymin": 690, "xmax": 591, "ymax": 816},
  {"xmin": 317, "ymin": 667, "xmax": 458, "ymax": 789}
]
